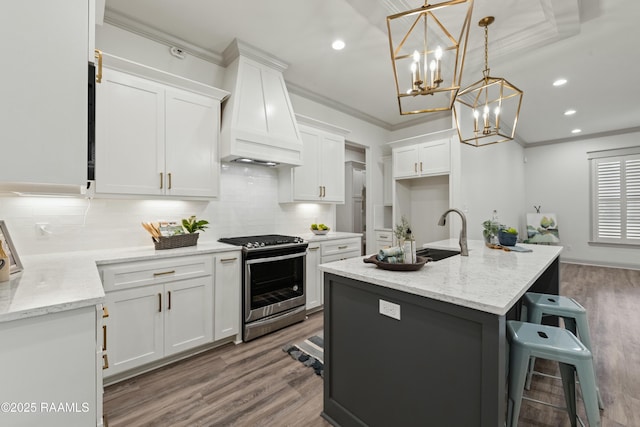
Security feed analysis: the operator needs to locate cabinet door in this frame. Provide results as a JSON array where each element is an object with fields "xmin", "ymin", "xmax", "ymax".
[
  {"xmin": 293, "ymin": 127, "xmax": 322, "ymax": 200},
  {"xmin": 103, "ymin": 284, "xmax": 164, "ymax": 377},
  {"xmin": 320, "ymin": 133, "xmax": 346, "ymax": 202},
  {"xmin": 214, "ymin": 252, "xmax": 241, "ymax": 340},
  {"xmin": 165, "ymin": 89, "xmax": 220, "ymax": 198},
  {"xmin": 96, "ymin": 68, "xmax": 165, "ymax": 195},
  {"xmin": 393, "ymin": 146, "xmax": 420, "ymax": 178},
  {"xmin": 164, "ymin": 277, "xmax": 214, "ymax": 356},
  {"xmin": 305, "ymin": 243, "xmax": 322, "ymax": 310},
  {"xmin": 418, "ymin": 139, "xmax": 450, "ymax": 176},
  {"xmin": 383, "ymin": 156, "xmax": 393, "ymax": 206},
  {"xmin": 1, "ymin": 0, "xmax": 88, "ymax": 187}
]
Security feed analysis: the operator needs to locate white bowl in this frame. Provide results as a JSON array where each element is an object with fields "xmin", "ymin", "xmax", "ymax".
[{"xmin": 311, "ymin": 229, "xmax": 329, "ymax": 235}]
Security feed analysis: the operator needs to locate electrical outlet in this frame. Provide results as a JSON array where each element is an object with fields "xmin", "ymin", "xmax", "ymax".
[
  {"xmin": 35, "ymin": 222, "xmax": 50, "ymax": 238},
  {"xmin": 379, "ymin": 299, "xmax": 401, "ymax": 320}
]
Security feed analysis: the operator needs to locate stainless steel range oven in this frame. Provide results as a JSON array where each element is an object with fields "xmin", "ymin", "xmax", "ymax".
[{"xmin": 218, "ymin": 235, "xmax": 308, "ymax": 341}]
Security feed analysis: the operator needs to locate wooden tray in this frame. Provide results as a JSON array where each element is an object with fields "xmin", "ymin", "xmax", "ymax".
[{"xmin": 363, "ymin": 255, "xmax": 430, "ymax": 271}]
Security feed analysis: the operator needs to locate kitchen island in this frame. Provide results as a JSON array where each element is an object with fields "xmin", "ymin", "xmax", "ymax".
[{"xmin": 318, "ymin": 239, "xmax": 562, "ymax": 427}]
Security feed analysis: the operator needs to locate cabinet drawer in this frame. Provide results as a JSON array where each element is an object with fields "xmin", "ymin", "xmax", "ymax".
[
  {"xmin": 375, "ymin": 230, "xmax": 393, "ymax": 242},
  {"xmin": 101, "ymin": 255, "xmax": 213, "ymax": 292},
  {"xmin": 321, "ymin": 250, "xmax": 361, "ymax": 264},
  {"xmin": 321, "ymin": 238, "xmax": 361, "ymax": 257}
]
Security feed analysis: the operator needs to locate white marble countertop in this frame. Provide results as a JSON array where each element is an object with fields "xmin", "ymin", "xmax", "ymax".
[
  {"xmin": 0, "ymin": 241, "xmax": 239, "ymax": 323},
  {"xmin": 301, "ymin": 231, "xmax": 363, "ymax": 242},
  {"xmin": 318, "ymin": 239, "xmax": 563, "ymax": 316}
]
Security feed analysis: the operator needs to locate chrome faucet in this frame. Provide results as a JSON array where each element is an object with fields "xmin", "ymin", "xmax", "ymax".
[{"xmin": 438, "ymin": 208, "xmax": 469, "ymax": 256}]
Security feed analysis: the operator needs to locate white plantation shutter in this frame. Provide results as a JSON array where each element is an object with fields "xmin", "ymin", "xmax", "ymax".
[{"xmin": 591, "ymin": 148, "xmax": 640, "ymax": 244}]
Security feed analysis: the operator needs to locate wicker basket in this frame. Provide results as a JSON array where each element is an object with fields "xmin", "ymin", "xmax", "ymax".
[{"xmin": 153, "ymin": 233, "xmax": 199, "ymax": 250}]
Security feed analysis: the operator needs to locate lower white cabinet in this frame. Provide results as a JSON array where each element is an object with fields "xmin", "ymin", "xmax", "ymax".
[
  {"xmin": 213, "ymin": 251, "xmax": 241, "ymax": 341},
  {"xmin": 0, "ymin": 305, "xmax": 102, "ymax": 427},
  {"xmin": 101, "ymin": 255, "xmax": 215, "ymax": 377},
  {"xmin": 306, "ymin": 236, "xmax": 362, "ymax": 311}
]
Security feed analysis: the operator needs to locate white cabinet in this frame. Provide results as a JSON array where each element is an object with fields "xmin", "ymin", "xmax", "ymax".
[
  {"xmin": 101, "ymin": 255, "xmax": 214, "ymax": 377},
  {"xmin": 383, "ymin": 156, "xmax": 393, "ymax": 206},
  {"xmin": 0, "ymin": 305, "xmax": 102, "ymax": 427},
  {"xmin": 279, "ymin": 116, "xmax": 349, "ymax": 203},
  {"xmin": 306, "ymin": 236, "xmax": 362, "ymax": 311},
  {"xmin": 305, "ymin": 243, "xmax": 322, "ymax": 311},
  {"xmin": 96, "ymin": 64, "xmax": 227, "ymax": 198},
  {"xmin": 393, "ymin": 138, "xmax": 450, "ymax": 179},
  {"xmin": 0, "ymin": 0, "xmax": 92, "ymax": 187},
  {"xmin": 214, "ymin": 252, "xmax": 241, "ymax": 341},
  {"xmin": 374, "ymin": 229, "xmax": 395, "ymax": 253}
]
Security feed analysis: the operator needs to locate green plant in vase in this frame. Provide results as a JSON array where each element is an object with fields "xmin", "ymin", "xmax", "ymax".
[{"xmin": 182, "ymin": 216, "xmax": 209, "ymax": 233}]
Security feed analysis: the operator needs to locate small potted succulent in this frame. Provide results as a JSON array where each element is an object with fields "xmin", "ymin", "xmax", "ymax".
[{"xmin": 498, "ymin": 226, "xmax": 518, "ymax": 246}]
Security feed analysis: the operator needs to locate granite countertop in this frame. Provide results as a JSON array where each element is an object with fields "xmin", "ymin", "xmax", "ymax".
[
  {"xmin": 0, "ymin": 241, "xmax": 239, "ymax": 323},
  {"xmin": 301, "ymin": 231, "xmax": 363, "ymax": 242},
  {"xmin": 318, "ymin": 239, "xmax": 563, "ymax": 316}
]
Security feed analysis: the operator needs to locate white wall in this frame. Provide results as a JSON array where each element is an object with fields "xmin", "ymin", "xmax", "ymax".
[
  {"xmin": 524, "ymin": 132, "xmax": 640, "ymax": 269},
  {"xmin": 460, "ymin": 141, "xmax": 527, "ymax": 241}
]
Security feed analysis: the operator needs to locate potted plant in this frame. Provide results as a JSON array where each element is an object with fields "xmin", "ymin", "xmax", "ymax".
[
  {"xmin": 482, "ymin": 219, "xmax": 501, "ymax": 244},
  {"xmin": 498, "ymin": 226, "xmax": 518, "ymax": 246},
  {"xmin": 182, "ymin": 215, "xmax": 209, "ymax": 233}
]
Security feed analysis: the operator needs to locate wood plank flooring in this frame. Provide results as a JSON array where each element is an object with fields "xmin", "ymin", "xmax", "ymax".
[{"xmin": 104, "ymin": 263, "xmax": 640, "ymax": 426}]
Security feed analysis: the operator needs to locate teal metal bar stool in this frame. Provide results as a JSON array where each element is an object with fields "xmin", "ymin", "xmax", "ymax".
[
  {"xmin": 522, "ymin": 292, "xmax": 604, "ymax": 409},
  {"xmin": 507, "ymin": 321, "xmax": 601, "ymax": 427}
]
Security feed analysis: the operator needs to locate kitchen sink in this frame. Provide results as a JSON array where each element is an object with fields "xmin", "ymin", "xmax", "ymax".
[{"xmin": 416, "ymin": 247, "xmax": 461, "ymax": 261}]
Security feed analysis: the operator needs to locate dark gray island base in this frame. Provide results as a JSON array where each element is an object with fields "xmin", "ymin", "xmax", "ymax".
[{"xmin": 321, "ymin": 256, "xmax": 559, "ymax": 427}]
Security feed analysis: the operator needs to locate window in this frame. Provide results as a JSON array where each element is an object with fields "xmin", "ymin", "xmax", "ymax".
[{"xmin": 589, "ymin": 147, "xmax": 640, "ymax": 245}]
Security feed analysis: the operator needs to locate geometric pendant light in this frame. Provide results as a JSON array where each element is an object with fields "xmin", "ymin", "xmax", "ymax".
[
  {"xmin": 454, "ymin": 16, "xmax": 524, "ymax": 146},
  {"xmin": 387, "ymin": 0, "xmax": 474, "ymax": 115}
]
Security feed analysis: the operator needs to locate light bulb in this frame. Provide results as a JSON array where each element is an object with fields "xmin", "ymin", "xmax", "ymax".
[
  {"xmin": 435, "ymin": 46, "xmax": 443, "ymax": 60},
  {"xmin": 413, "ymin": 50, "xmax": 420, "ymax": 62},
  {"xmin": 430, "ymin": 60, "xmax": 436, "ymax": 71},
  {"xmin": 494, "ymin": 106, "xmax": 500, "ymax": 116},
  {"xmin": 473, "ymin": 109, "xmax": 479, "ymax": 119}
]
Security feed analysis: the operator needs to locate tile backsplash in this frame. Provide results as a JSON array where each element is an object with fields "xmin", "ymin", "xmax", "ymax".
[{"xmin": 0, "ymin": 163, "xmax": 334, "ymax": 256}]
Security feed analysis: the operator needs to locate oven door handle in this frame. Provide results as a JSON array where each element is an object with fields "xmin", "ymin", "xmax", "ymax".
[{"xmin": 246, "ymin": 251, "xmax": 306, "ymax": 264}]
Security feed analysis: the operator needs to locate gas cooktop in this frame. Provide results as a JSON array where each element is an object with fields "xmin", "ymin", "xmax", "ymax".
[{"xmin": 218, "ymin": 234, "xmax": 305, "ymax": 249}]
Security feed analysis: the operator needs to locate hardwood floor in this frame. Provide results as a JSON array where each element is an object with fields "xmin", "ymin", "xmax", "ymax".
[{"xmin": 104, "ymin": 263, "xmax": 640, "ymax": 426}]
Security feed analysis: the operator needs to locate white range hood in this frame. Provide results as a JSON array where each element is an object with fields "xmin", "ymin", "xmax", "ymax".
[{"xmin": 220, "ymin": 39, "xmax": 303, "ymax": 167}]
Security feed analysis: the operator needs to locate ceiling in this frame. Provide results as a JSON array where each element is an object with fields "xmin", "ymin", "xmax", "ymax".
[{"xmin": 103, "ymin": 0, "xmax": 640, "ymax": 145}]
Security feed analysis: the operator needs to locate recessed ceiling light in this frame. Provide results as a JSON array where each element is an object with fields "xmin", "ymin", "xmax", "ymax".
[
  {"xmin": 564, "ymin": 109, "xmax": 576, "ymax": 116},
  {"xmin": 332, "ymin": 40, "xmax": 345, "ymax": 50},
  {"xmin": 553, "ymin": 79, "xmax": 567, "ymax": 87},
  {"xmin": 571, "ymin": 128, "xmax": 582, "ymax": 134}
]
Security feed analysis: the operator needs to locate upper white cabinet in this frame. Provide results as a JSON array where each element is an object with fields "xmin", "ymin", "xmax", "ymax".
[
  {"xmin": 279, "ymin": 116, "xmax": 349, "ymax": 203},
  {"xmin": 393, "ymin": 138, "xmax": 450, "ymax": 179},
  {"xmin": 0, "ymin": 0, "xmax": 92, "ymax": 188},
  {"xmin": 96, "ymin": 56, "xmax": 229, "ymax": 198},
  {"xmin": 220, "ymin": 40, "xmax": 303, "ymax": 166}
]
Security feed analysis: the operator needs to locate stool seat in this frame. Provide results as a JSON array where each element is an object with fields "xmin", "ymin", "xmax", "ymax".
[
  {"xmin": 507, "ymin": 321, "xmax": 601, "ymax": 427},
  {"xmin": 523, "ymin": 292, "xmax": 604, "ymax": 409}
]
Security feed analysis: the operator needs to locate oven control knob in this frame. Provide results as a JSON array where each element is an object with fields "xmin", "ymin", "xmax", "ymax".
[
  {"xmin": 246, "ymin": 242, "xmax": 254, "ymax": 248},
  {"xmin": 259, "ymin": 242, "xmax": 265, "ymax": 247}
]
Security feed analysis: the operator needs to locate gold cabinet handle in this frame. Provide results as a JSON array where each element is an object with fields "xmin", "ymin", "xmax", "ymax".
[
  {"xmin": 168, "ymin": 172, "xmax": 172, "ymax": 190},
  {"xmin": 319, "ymin": 186, "xmax": 323, "ymax": 198},
  {"xmin": 102, "ymin": 354, "xmax": 109, "ymax": 370},
  {"xmin": 308, "ymin": 247, "xmax": 320, "ymax": 251},
  {"xmin": 420, "ymin": 161, "xmax": 423, "ymax": 172},
  {"xmin": 338, "ymin": 245, "xmax": 348, "ymax": 250},
  {"xmin": 379, "ymin": 235, "xmax": 389, "ymax": 239},
  {"xmin": 102, "ymin": 306, "xmax": 109, "ymax": 318},
  {"xmin": 160, "ymin": 172, "xmax": 164, "ymax": 189},
  {"xmin": 322, "ymin": 186, "xmax": 326, "ymax": 197},
  {"xmin": 94, "ymin": 49, "xmax": 103, "ymax": 83},
  {"xmin": 153, "ymin": 270, "xmax": 175, "ymax": 277},
  {"xmin": 220, "ymin": 257, "xmax": 238, "ymax": 263},
  {"xmin": 158, "ymin": 293, "xmax": 162, "ymax": 312},
  {"xmin": 102, "ymin": 325, "xmax": 107, "ymax": 351},
  {"xmin": 167, "ymin": 291, "xmax": 172, "ymax": 310}
]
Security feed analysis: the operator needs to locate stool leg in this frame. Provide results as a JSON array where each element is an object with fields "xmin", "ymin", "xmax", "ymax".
[
  {"xmin": 574, "ymin": 313, "xmax": 605, "ymax": 409},
  {"xmin": 508, "ymin": 344, "xmax": 530, "ymax": 427},
  {"xmin": 559, "ymin": 362, "xmax": 578, "ymax": 427},
  {"xmin": 575, "ymin": 359, "xmax": 601, "ymax": 427},
  {"xmin": 525, "ymin": 306, "xmax": 544, "ymax": 390}
]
